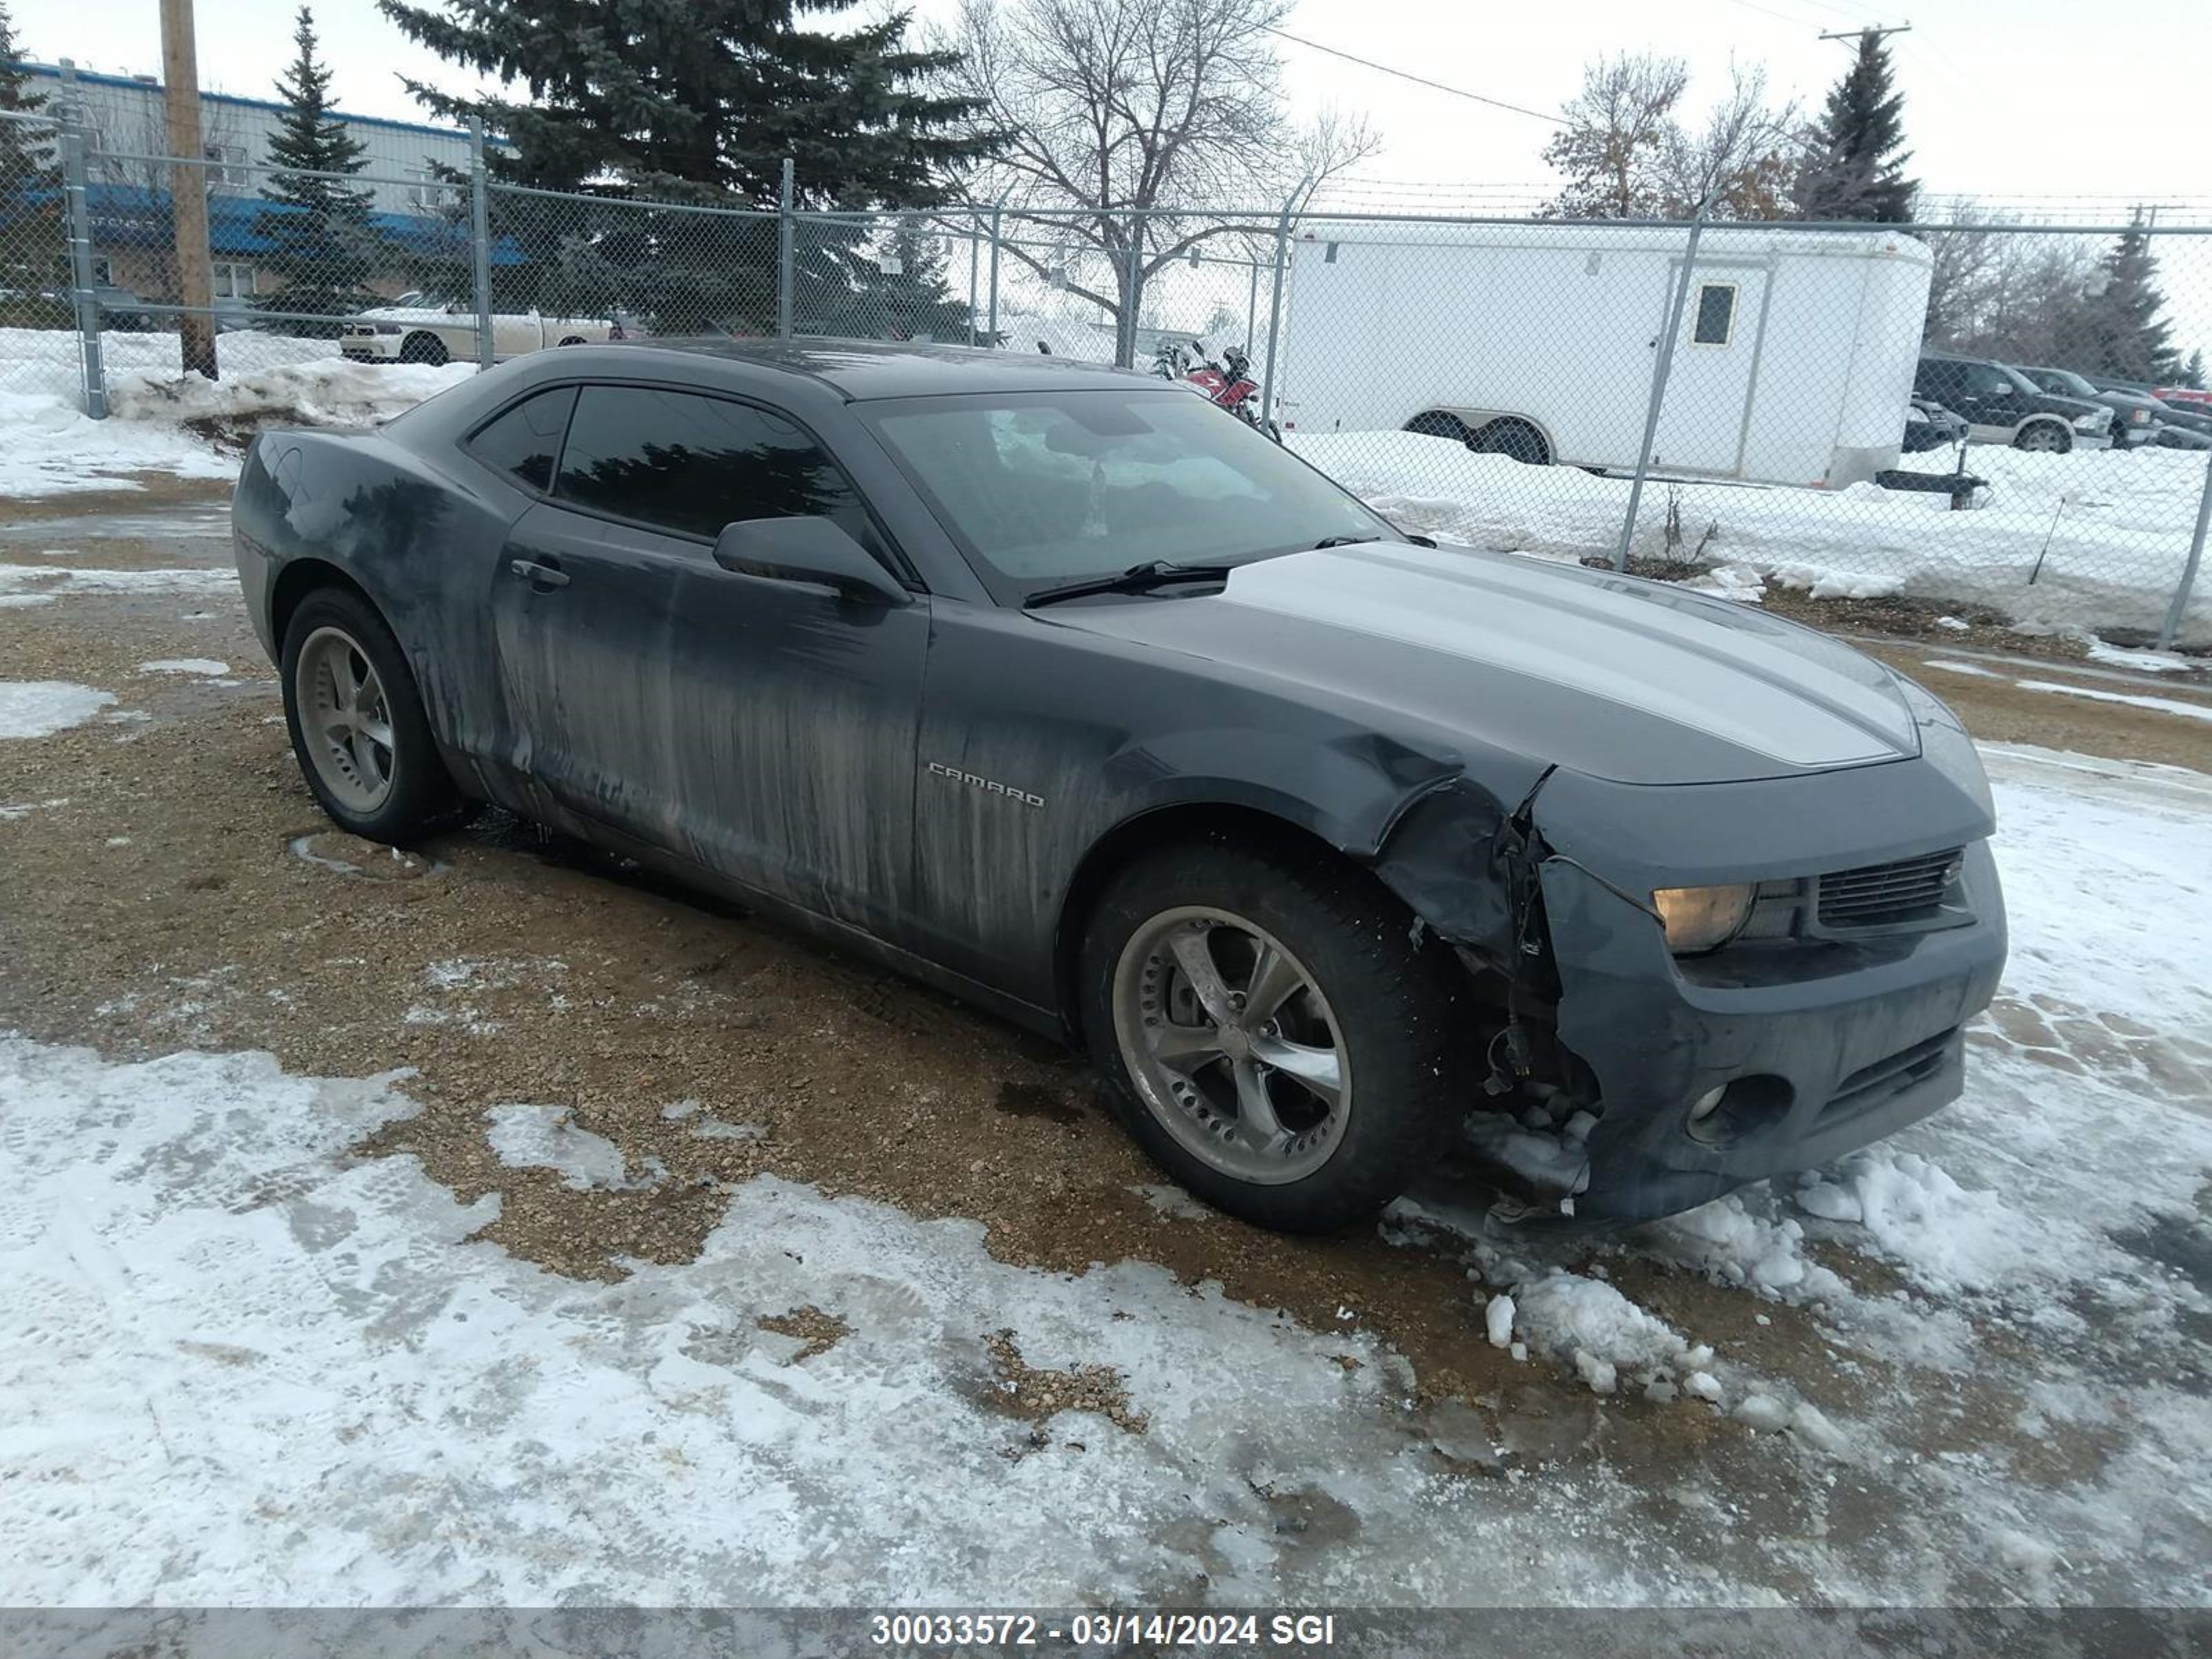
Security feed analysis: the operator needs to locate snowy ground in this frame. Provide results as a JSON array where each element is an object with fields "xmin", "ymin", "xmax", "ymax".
[
  {"xmin": 1294, "ymin": 431, "xmax": 2212, "ymax": 646},
  {"xmin": 3, "ymin": 630, "xmax": 2209, "ymax": 1611}
]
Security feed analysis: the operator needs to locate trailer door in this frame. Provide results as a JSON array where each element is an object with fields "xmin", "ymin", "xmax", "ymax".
[{"xmin": 1650, "ymin": 261, "xmax": 1770, "ymax": 478}]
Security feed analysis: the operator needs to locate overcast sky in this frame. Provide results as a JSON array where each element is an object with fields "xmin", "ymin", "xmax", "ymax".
[{"xmin": 11, "ymin": 0, "xmax": 2209, "ymax": 215}]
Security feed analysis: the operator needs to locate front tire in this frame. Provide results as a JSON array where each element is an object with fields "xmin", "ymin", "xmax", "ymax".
[
  {"xmin": 399, "ymin": 330, "xmax": 449, "ymax": 366},
  {"xmin": 2013, "ymin": 420, "xmax": 2070, "ymax": 453},
  {"xmin": 281, "ymin": 588, "xmax": 463, "ymax": 845},
  {"xmin": 1080, "ymin": 841, "xmax": 1472, "ymax": 1232}
]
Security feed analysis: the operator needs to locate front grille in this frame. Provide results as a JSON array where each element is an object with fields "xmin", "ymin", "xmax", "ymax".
[{"xmin": 1816, "ymin": 847, "xmax": 1962, "ymax": 930}]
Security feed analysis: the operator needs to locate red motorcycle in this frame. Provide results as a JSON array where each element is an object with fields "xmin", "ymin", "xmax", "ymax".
[{"xmin": 1154, "ymin": 339, "xmax": 1282, "ymax": 442}]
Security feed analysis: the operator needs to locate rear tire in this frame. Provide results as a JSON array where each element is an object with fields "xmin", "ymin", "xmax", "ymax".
[
  {"xmin": 1474, "ymin": 418, "xmax": 1550, "ymax": 465},
  {"xmin": 1405, "ymin": 410, "xmax": 1470, "ymax": 443},
  {"xmin": 281, "ymin": 587, "xmax": 464, "ymax": 845},
  {"xmin": 1080, "ymin": 840, "xmax": 1472, "ymax": 1232}
]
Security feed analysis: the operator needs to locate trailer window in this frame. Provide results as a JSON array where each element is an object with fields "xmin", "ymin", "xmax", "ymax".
[{"xmin": 1691, "ymin": 282, "xmax": 1738, "ymax": 346}]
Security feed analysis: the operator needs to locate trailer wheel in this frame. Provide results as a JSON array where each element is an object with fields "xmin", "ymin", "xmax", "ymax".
[
  {"xmin": 1474, "ymin": 418, "xmax": 1550, "ymax": 465},
  {"xmin": 1404, "ymin": 411, "xmax": 1470, "ymax": 443}
]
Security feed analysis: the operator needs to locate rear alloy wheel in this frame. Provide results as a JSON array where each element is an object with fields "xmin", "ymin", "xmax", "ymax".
[
  {"xmin": 2013, "ymin": 420, "xmax": 2070, "ymax": 453},
  {"xmin": 399, "ymin": 331, "xmax": 449, "ymax": 366},
  {"xmin": 281, "ymin": 588, "xmax": 464, "ymax": 844},
  {"xmin": 1082, "ymin": 842, "xmax": 1470, "ymax": 1232}
]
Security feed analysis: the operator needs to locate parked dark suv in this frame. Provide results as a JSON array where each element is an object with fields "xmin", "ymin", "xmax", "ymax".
[
  {"xmin": 1914, "ymin": 353, "xmax": 2112, "ymax": 453},
  {"xmin": 2015, "ymin": 366, "xmax": 2165, "ymax": 450}
]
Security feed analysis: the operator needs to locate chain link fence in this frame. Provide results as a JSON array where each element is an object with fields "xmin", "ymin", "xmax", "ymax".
[{"xmin": 4, "ymin": 109, "xmax": 2206, "ymax": 648}]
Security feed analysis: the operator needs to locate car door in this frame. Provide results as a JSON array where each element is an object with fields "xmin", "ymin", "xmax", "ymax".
[
  {"xmin": 1949, "ymin": 361, "xmax": 2027, "ymax": 442},
  {"xmin": 488, "ymin": 380, "xmax": 928, "ymax": 934},
  {"xmin": 1651, "ymin": 265, "xmax": 1769, "ymax": 477}
]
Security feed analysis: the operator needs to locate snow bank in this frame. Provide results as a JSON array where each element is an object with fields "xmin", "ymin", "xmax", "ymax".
[
  {"xmin": 1293, "ymin": 430, "xmax": 2212, "ymax": 642},
  {"xmin": 0, "ymin": 326, "xmax": 462, "ymax": 496},
  {"xmin": 106, "ymin": 357, "xmax": 471, "ymax": 431}
]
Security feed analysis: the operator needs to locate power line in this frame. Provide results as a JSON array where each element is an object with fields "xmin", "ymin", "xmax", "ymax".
[{"xmin": 1257, "ymin": 26, "xmax": 1567, "ymax": 126}]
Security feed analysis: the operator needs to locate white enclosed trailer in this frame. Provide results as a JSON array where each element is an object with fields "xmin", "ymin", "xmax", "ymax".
[{"xmin": 1271, "ymin": 221, "xmax": 1935, "ymax": 489}]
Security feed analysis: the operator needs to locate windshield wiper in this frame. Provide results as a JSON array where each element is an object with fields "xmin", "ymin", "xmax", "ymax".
[
  {"xmin": 1023, "ymin": 560, "xmax": 1237, "ymax": 609},
  {"xmin": 1311, "ymin": 532, "xmax": 1438, "ymax": 549}
]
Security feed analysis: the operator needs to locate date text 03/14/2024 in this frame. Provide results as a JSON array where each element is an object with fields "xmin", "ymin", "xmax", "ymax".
[{"xmin": 868, "ymin": 1611, "xmax": 1341, "ymax": 1648}]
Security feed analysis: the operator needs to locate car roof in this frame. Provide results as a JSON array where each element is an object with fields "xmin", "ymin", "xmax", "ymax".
[{"xmin": 589, "ymin": 336, "xmax": 1150, "ymax": 400}]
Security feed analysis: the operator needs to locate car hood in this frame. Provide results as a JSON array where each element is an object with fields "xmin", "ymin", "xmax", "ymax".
[
  {"xmin": 1042, "ymin": 543, "xmax": 1924, "ymax": 786},
  {"xmin": 355, "ymin": 306, "xmax": 451, "ymax": 324}
]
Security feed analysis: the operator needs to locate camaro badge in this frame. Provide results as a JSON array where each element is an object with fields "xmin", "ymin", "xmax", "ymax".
[{"xmin": 927, "ymin": 761, "xmax": 1045, "ymax": 809}]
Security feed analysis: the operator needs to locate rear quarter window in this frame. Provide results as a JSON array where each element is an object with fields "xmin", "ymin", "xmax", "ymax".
[{"xmin": 465, "ymin": 386, "xmax": 578, "ymax": 491}]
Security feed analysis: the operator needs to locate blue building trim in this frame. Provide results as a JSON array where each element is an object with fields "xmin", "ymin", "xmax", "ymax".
[
  {"xmin": 15, "ymin": 60, "xmax": 473, "ymax": 142},
  {"xmin": 16, "ymin": 182, "xmax": 523, "ymax": 265}
]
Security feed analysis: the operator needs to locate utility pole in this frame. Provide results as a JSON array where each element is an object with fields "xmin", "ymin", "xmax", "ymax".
[
  {"xmin": 1817, "ymin": 24, "xmax": 1913, "ymax": 46},
  {"xmin": 158, "ymin": 0, "xmax": 218, "ymax": 379}
]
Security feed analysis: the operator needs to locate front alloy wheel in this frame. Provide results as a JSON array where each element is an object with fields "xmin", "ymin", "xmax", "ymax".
[
  {"xmin": 1080, "ymin": 841, "xmax": 1470, "ymax": 1232},
  {"xmin": 1114, "ymin": 907, "xmax": 1350, "ymax": 1185}
]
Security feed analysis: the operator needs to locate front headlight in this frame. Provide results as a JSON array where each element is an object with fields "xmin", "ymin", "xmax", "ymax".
[
  {"xmin": 1653, "ymin": 883, "xmax": 1756, "ymax": 954},
  {"xmin": 2072, "ymin": 411, "xmax": 2106, "ymax": 432},
  {"xmin": 372, "ymin": 322, "xmax": 403, "ymax": 335}
]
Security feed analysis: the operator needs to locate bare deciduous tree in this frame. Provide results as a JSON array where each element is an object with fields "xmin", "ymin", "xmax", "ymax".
[
  {"xmin": 1658, "ymin": 64, "xmax": 1798, "ymax": 221},
  {"xmin": 935, "ymin": 0, "xmax": 1378, "ymax": 364},
  {"xmin": 1540, "ymin": 52, "xmax": 1687, "ymax": 220},
  {"xmin": 1543, "ymin": 53, "xmax": 1796, "ymax": 221}
]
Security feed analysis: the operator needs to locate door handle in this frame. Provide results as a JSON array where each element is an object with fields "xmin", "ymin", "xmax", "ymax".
[{"xmin": 509, "ymin": 557, "xmax": 570, "ymax": 590}]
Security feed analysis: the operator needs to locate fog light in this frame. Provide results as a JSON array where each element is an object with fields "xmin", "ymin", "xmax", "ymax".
[{"xmin": 1689, "ymin": 1085, "xmax": 1727, "ymax": 1123}]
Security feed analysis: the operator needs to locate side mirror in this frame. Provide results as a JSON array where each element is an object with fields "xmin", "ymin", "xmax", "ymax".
[{"xmin": 711, "ymin": 516, "xmax": 910, "ymax": 606}]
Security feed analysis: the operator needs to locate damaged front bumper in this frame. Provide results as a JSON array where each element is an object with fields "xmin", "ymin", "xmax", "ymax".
[
  {"xmin": 1521, "ymin": 836, "xmax": 2004, "ymax": 1223},
  {"xmin": 1388, "ymin": 713, "xmax": 2007, "ymax": 1226}
]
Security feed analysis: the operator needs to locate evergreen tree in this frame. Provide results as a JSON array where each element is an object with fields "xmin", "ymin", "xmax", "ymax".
[
  {"xmin": 2067, "ymin": 215, "xmax": 2178, "ymax": 382},
  {"xmin": 811, "ymin": 222, "xmax": 978, "ymax": 341},
  {"xmin": 1792, "ymin": 29, "xmax": 1916, "ymax": 223},
  {"xmin": 2180, "ymin": 347, "xmax": 2207, "ymax": 392},
  {"xmin": 1, "ymin": 0, "xmax": 66, "ymax": 326},
  {"xmin": 377, "ymin": 0, "xmax": 996, "ymax": 334},
  {"xmin": 254, "ymin": 8, "xmax": 380, "ymax": 331},
  {"xmin": 0, "ymin": 0, "xmax": 57, "ymax": 196}
]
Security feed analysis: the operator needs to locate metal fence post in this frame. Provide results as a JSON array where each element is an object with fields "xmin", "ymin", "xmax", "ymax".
[
  {"xmin": 468, "ymin": 118, "xmax": 494, "ymax": 372},
  {"xmin": 1245, "ymin": 252, "xmax": 1259, "ymax": 357},
  {"xmin": 1612, "ymin": 207, "xmax": 1711, "ymax": 573},
  {"xmin": 986, "ymin": 194, "xmax": 1006, "ymax": 345},
  {"xmin": 965, "ymin": 209, "xmax": 980, "ymax": 348},
  {"xmin": 1257, "ymin": 178, "xmax": 1311, "ymax": 430},
  {"xmin": 2157, "ymin": 453, "xmax": 2212, "ymax": 650},
  {"xmin": 776, "ymin": 157, "xmax": 795, "ymax": 340},
  {"xmin": 58, "ymin": 120, "xmax": 107, "ymax": 419}
]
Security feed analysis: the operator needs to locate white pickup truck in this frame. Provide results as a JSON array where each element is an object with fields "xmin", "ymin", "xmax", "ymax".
[{"xmin": 338, "ymin": 292, "xmax": 626, "ymax": 366}]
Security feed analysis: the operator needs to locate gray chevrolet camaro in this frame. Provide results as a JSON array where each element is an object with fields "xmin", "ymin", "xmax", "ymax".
[{"xmin": 232, "ymin": 340, "xmax": 2007, "ymax": 1233}]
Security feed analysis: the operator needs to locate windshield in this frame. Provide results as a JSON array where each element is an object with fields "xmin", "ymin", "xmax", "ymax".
[
  {"xmin": 863, "ymin": 388, "xmax": 1399, "ymax": 601},
  {"xmin": 2043, "ymin": 368, "xmax": 2096, "ymax": 396}
]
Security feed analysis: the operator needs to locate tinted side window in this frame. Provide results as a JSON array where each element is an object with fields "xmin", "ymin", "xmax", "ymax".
[
  {"xmin": 554, "ymin": 385, "xmax": 871, "ymax": 545},
  {"xmin": 466, "ymin": 386, "xmax": 576, "ymax": 491}
]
